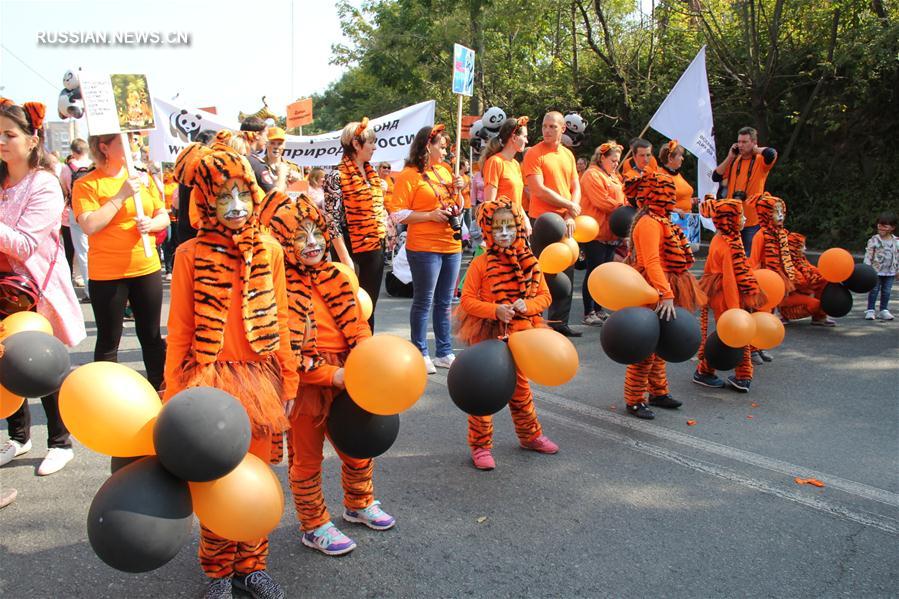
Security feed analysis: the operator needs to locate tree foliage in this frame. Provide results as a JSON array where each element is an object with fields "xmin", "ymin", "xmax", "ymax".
[{"xmin": 311, "ymin": 0, "xmax": 897, "ymax": 247}]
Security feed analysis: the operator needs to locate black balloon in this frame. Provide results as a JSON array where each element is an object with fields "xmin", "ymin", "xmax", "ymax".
[
  {"xmin": 656, "ymin": 307, "xmax": 702, "ymax": 363},
  {"xmin": 703, "ymin": 332, "xmax": 744, "ymax": 371},
  {"xmin": 601, "ymin": 307, "xmax": 660, "ymax": 364},
  {"xmin": 153, "ymin": 387, "xmax": 251, "ymax": 482},
  {"xmin": 609, "ymin": 206, "xmax": 636, "ymax": 238},
  {"xmin": 0, "ymin": 331, "xmax": 70, "ymax": 398},
  {"xmin": 531, "ymin": 212, "xmax": 566, "ymax": 249},
  {"xmin": 110, "ymin": 455, "xmax": 144, "ymax": 474},
  {"xmin": 546, "ymin": 272, "xmax": 572, "ymax": 303},
  {"xmin": 844, "ymin": 264, "xmax": 878, "ymax": 294},
  {"xmin": 447, "ymin": 339, "xmax": 517, "ymax": 416},
  {"xmin": 87, "ymin": 457, "xmax": 193, "ymax": 573},
  {"xmin": 327, "ymin": 391, "xmax": 399, "ymax": 459},
  {"xmin": 820, "ymin": 283, "xmax": 853, "ymax": 317}
]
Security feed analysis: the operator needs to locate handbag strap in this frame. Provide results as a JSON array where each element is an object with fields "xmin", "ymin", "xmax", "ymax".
[{"xmin": 39, "ymin": 232, "xmax": 61, "ymax": 293}]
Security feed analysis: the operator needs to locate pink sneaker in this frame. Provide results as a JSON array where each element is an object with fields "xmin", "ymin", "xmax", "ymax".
[
  {"xmin": 520, "ymin": 435, "xmax": 559, "ymax": 454},
  {"xmin": 471, "ymin": 447, "xmax": 495, "ymax": 470}
]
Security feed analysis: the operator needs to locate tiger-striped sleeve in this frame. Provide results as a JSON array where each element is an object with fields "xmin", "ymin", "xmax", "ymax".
[
  {"xmin": 633, "ymin": 217, "xmax": 674, "ymax": 299},
  {"xmin": 268, "ymin": 238, "xmax": 299, "ymax": 402},
  {"xmin": 163, "ymin": 241, "xmax": 198, "ymax": 401}
]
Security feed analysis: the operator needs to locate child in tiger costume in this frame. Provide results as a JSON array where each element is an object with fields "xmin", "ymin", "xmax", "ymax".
[
  {"xmin": 748, "ymin": 193, "xmax": 834, "ymax": 327},
  {"xmin": 454, "ymin": 196, "xmax": 559, "ymax": 470},
  {"xmin": 693, "ymin": 198, "xmax": 765, "ymax": 393},
  {"xmin": 262, "ymin": 192, "xmax": 396, "ymax": 557},
  {"xmin": 622, "ymin": 171, "xmax": 706, "ymax": 419},
  {"xmin": 785, "ymin": 231, "xmax": 830, "ymax": 322},
  {"xmin": 167, "ymin": 141, "xmax": 298, "ymax": 599}
]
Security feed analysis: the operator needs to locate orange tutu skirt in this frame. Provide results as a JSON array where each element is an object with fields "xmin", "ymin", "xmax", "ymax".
[
  {"xmin": 666, "ymin": 270, "xmax": 707, "ymax": 313},
  {"xmin": 699, "ymin": 272, "xmax": 767, "ymax": 314}
]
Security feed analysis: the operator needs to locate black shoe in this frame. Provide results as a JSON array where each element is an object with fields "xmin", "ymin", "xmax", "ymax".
[
  {"xmin": 202, "ymin": 577, "xmax": 232, "ymax": 599},
  {"xmin": 726, "ymin": 376, "xmax": 751, "ymax": 393},
  {"xmin": 758, "ymin": 349, "xmax": 773, "ymax": 363},
  {"xmin": 649, "ymin": 393, "xmax": 682, "ymax": 409},
  {"xmin": 626, "ymin": 403, "xmax": 655, "ymax": 420},
  {"xmin": 552, "ymin": 324, "xmax": 582, "ymax": 338},
  {"xmin": 233, "ymin": 570, "xmax": 284, "ymax": 599}
]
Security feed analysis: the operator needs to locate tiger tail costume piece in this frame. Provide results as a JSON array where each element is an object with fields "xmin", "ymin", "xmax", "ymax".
[
  {"xmin": 167, "ymin": 141, "xmax": 299, "ymax": 579},
  {"xmin": 455, "ymin": 197, "xmax": 552, "ymax": 450}
]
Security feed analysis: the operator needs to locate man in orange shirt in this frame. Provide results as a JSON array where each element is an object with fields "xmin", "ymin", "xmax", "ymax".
[
  {"xmin": 522, "ymin": 111, "xmax": 581, "ymax": 337},
  {"xmin": 712, "ymin": 126, "xmax": 778, "ymax": 253},
  {"xmin": 620, "ymin": 138, "xmax": 657, "ymax": 181}
]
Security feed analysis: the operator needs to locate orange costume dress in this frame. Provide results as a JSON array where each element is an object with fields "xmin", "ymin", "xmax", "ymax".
[
  {"xmin": 454, "ymin": 197, "xmax": 552, "ymax": 449},
  {"xmin": 165, "ymin": 143, "xmax": 298, "ymax": 580},
  {"xmin": 622, "ymin": 172, "xmax": 706, "ymax": 407},
  {"xmin": 262, "ymin": 194, "xmax": 378, "ymax": 533},
  {"xmin": 695, "ymin": 200, "xmax": 765, "ymax": 381}
]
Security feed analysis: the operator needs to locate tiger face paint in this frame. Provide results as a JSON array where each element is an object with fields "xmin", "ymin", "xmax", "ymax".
[
  {"xmin": 773, "ymin": 202, "xmax": 785, "ymax": 226},
  {"xmin": 491, "ymin": 208, "xmax": 517, "ymax": 248},
  {"xmin": 215, "ymin": 178, "xmax": 252, "ymax": 230},
  {"xmin": 295, "ymin": 218, "xmax": 326, "ymax": 265}
]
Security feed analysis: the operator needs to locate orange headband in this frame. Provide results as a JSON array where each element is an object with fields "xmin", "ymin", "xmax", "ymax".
[
  {"xmin": 23, "ymin": 102, "xmax": 46, "ymax": 133},
  {"xmin": 354, "ymin": 117, "xmax": 369, "ymax": 137},
  {"xmin": 598, "ymin": 141, "xmax": 623, "ymax": 155},
  {"xmin": 667, "ymin": 139, "xmax": 679, "ymax": 154},
  {"xmin": 427, "ymin": 123, "xmax": 446, "ymax": 142},
  {"xmin": 0, "ymin": 97, "xmax": 14, "ymax": 109},
  {"xmin": 516, "ymin": 116, "xmax": 529, "ymax": 128}
]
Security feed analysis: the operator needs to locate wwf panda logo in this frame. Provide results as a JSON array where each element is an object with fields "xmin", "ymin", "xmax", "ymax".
[
  {"xmin": 169, "ymin": 109, "xmax": 203, "ymax": 143},
  {"xmin": 561, "ymin": 112, "xmax": 588, "ymax": 148}
]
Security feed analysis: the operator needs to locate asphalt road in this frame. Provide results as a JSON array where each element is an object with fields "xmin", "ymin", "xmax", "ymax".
[{"xmin": 1, "ymin": 262, "xmax": 897, "ymax": 598}]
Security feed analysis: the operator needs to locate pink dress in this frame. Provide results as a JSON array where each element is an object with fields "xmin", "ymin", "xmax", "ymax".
[{"xmin": 0, "ymin": 169, "xmax": 86, "ymax": 347}]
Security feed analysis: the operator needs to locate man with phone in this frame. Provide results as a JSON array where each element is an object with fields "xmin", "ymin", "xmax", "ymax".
[{"xmin": 713, "ymin": 127, "xmax": 778, "ymax": 252}]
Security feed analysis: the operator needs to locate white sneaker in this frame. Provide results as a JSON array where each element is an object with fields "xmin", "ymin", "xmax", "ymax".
[
  {"xmin": 582, "ymin": 312, "xmax": 604, "ymax": 326},
  {"xmin": 864, "ymin": 310, "xmax": 876, "ymax": 320},
  {"xmin": 879, "ymin": 309, "xmax": 895, "ymax": 321},
  {"xmin": 0, "ymin": 439, "xmax": 32, "ymax": 467},
  {"xmin": 433, "ymin": 354, "xmax": 456, "ymax": 369},
  {"xmin": 423, "ymin": 355, "xmax": 437, "ymax": 375},
  {"xmin": 37, "ymin": 447, "xmax": 74, "ymax": 476}
]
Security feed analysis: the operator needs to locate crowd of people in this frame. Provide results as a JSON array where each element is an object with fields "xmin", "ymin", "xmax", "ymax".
[{"xmin": 1, "ymin": 96, "xmax": 897, "ymax": 597}]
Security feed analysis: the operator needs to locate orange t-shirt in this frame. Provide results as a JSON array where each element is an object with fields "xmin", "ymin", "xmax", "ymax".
[
  {"xmin": 392, "ymin": 164, "xmax": 462, "ymax": 254},
  {"xmin": 579, "ymin": 165, "xmax": 626, "ymax": 242},
  {"xmin": 72, "ymin": 169, "xmax": 164, "ymax": 281},
  {"xmin": 620, "ymin": 155, "xmax": 658, "ymax": 180},
  {"xmin": 669, "ymin": 170, "xmax": 694, "ymax": 213},
  {"xmin": 460, "ymin": 174, "xmax": 472, "ymax": 209},
  {"xmin": 382, "ymin": 175, "xmax": 397, "ymax": 213},
  {"xmin": 521, "ymin": 142, "xmax": 577, "ymax": 219},
  {"xmin": 482, "ymin": 155, "xmax": 523, "ymax": 213},
  {"xmin": 723, "ymin": 153, "xmax": 776, "ymax": 227}
]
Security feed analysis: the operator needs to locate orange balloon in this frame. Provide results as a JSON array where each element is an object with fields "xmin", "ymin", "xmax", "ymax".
[
  {"xmin": 344, "ymin": 334, "xmax": 427, "ymax": 415},
  {"xmin": 0, "ymin": 385, "xmax": 25, "ymax": 419},
  {"xmin": 587, "ymin": 262, "xmax": 659, "ymax": 311},
  {"xmin": 189, "ymin": 453, "xmax": 284, "ymax": 542},
  {"xmin": 507, "ymin": 328, "xmax": 579, "ymax": 386},
  {"xmin": 750, "ymin": 312, "xmax": 785, "ymax": 350},
  {"xmin": 357, "ymin": 288, "xmax": 373, "ymax": 321},
  {"xmin": 59, "ymin": 362, "xmax": 160, "ymax": 457},
  {"xmin": 0, "ymin": 311, "xmax": 53, "ymax": 340},
  {"xmin": 753, "ymin": 269, "xmax": 786, "ymax": 311},
  {"xmin": 716, "ymin": 308, "xmax": 757, "ymax": 348},
  {"xmin": 818, "ymin": 248, "xmax": 854, "ymax": 283},
  {"xmin": 573, "ymin": 215, "xmax": 599, "ymax": 243},
  {"xmin": 562, "ymin": 237, "xmax": 580, "ymax": 266},
  {"xmin": 540, "ymin": 242, "xmax": 574, "ymax": 274},
  {"xmin": 332, "ymin": 262, "xmax": 360, "ymax": 292}
]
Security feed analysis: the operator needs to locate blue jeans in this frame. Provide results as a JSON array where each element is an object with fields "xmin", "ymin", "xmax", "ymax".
[
  {"xmin": 867, "ymin": 275, "xmax": 895, "ymax": 311},
  {"xmin": 406, "ymin": 249, "xmax": 461, "ymax": 358},
  {"xmin": 741, "ymin": 224, "xmax": 761, "ymax": 257}
]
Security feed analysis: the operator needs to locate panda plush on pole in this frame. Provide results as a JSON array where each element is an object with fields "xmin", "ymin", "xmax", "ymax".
[
  {"xmin": 561, "ymin": 112, "xmax": 588, "ymax": 148},
  {"xmin": 481, "ymin": 106, "xmax": 506, "ymax": 140},
  {"xmin": 58, "ymin": 70, "xmax": 85, "ymax": 120}
]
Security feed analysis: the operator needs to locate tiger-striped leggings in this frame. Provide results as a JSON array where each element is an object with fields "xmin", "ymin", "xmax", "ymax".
[
  {"xmin": 696, "ymin": 306, "xmax": 753, "ymax": 380},
  {"xmin": 199, "ymin": 434, "xmax": 272, "ymax": 579},
  {"xmin": 468, "ymin": 369, "xmax": 542, "ymax": 449},
  {"xmin": 779, "ymin": 289, "xmax": 826, "ymax": 321},
  {"xmin": 624, "ymin": 354, "xmax": 669, "ymax": 406},
  {"xmin": 288, "ymin": 413, "xmax": 374, "ymax": 532}
]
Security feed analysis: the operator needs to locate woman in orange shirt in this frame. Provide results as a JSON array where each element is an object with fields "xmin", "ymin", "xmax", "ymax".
[
  {"xmin": 72, "ymin": 134, "xmax": 169, "ymax": 389},
  {"xmin": 658, "ymin": 140, "xmax": 695, "ymax": 214},
  {"xmin": 166, "ymin": 142, "xmax": 297, "ymax": 598},
  {"xmin": 392, "ymin": 124, "xmax": 463, "ymax": 373},
  {"xmin": 480, "ymin": 117, "xmax": 530, "ymax": 235},
  {"xmin": 578, "ymin": 141, "xmax": 626, "ymax": 325}
]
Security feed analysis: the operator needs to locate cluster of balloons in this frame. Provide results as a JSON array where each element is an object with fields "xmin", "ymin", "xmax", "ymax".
[
  {"xmin": 58, "ymin": 363, "xmax": 283, "ymax": 573},
  {"xmin": 448, "ymin": 329, "xmax": 578, "ymax": 416},
  {"xmin": 532, "ymin": 213, "xmax": 599, "ymax": 295},
  {"xmin": 0, "ymin": 312, "xmax": 70, "ymax": 419},
  {"xmin": 817, "ymin": 248, "xmax": 878, "ymax": 317}
]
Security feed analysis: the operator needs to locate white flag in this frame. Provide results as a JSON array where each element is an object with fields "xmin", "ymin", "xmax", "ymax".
[{"xmin": 648, "ymin": 46, "xmax": 718, "ymax": 230}]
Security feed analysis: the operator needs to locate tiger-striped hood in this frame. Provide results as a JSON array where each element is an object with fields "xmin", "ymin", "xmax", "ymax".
[{"xmin": 623, "ymin": 171, "xmax": 677, "ymax": 217}]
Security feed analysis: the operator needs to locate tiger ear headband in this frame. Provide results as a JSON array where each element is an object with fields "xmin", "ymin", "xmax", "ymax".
[
  {"xmin": 427, "ymin": 123, "xmax": 446, "ymax": 143},
  {"xmin": 667, "ymin": 139, "xmax": 679, "ymax": 154},
  {"xmin": 598, "ymin": 140, "xmax": 623, "ymax": 155},
  {"xmin": 516, "ymin": 116, "xmax": 529, "ymax": 128},
  {"xmin": 22, "ymin": 102, "xmax": 46, "ymax": 134},
  {"xmin": 354, "ymin": 117, "xmax": 369, "ymax": 138}
]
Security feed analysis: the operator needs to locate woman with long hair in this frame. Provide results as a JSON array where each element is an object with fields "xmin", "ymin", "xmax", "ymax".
[
  {"xmin": 479, "ymin": 117, "xmax": 530, "ymax": 235},
  {"xmin": 0, "ymin": 99, "xmax": 85, "ymax": 476},
  {"xmin": 392, "ymin": 124, "xmax": 464, "ymax": 373},
  {"xmin": 72, "ymin": 133, "xmax": 169, "ymax": 390}
]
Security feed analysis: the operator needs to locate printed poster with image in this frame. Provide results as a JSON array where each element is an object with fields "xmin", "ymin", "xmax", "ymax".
[{"xmin": 80, "ymin": 72, "xmax": 156, "ymax": 135}]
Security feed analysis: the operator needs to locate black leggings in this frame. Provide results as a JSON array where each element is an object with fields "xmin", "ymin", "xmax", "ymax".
[
  {"xmin": 88, "ymin": 270, "xmax": 167, "ymax": 389},
  {"xmin": 352, "ymin": 240, "xmax": 386, "ymax": 332},
  {"xmin": 5, "ymin": 392, "xmax": 70, "ymax": 449}
]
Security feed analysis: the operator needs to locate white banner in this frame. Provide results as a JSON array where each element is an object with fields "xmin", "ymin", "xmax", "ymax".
[
  {"xmin": 648, "ymin": 46, "xmax": 718, "ymax": 231},
  {"xmin": 149, "ymin": 98, "xmax": 435, "ymax": 167}
]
